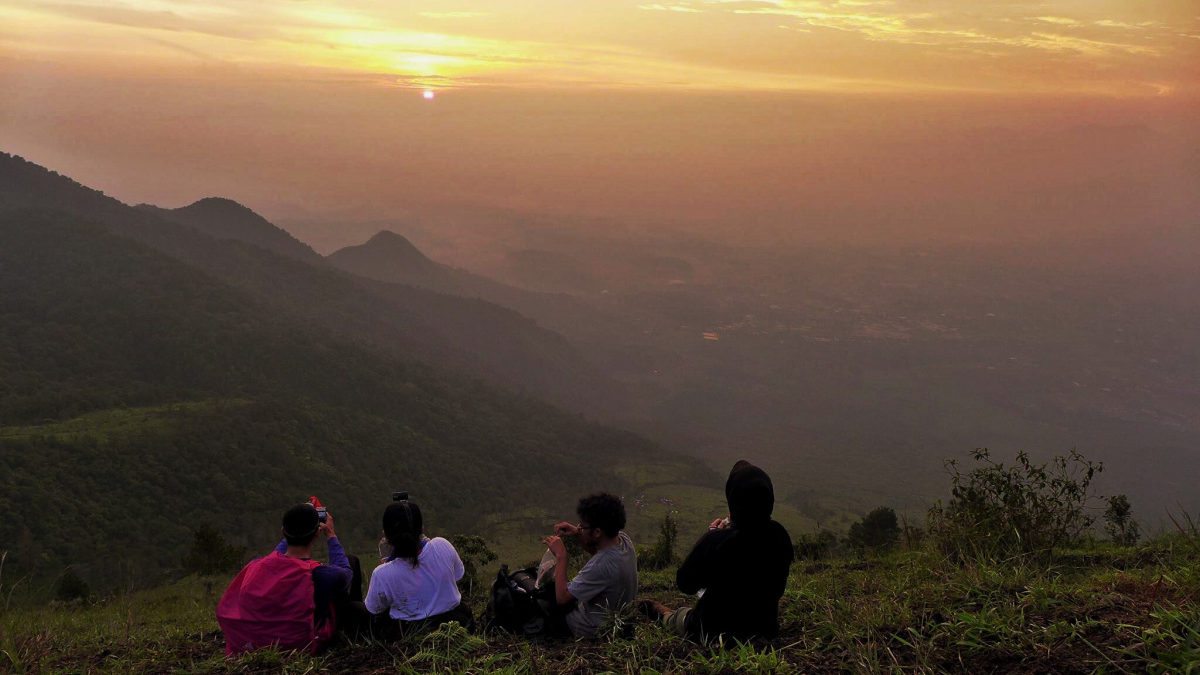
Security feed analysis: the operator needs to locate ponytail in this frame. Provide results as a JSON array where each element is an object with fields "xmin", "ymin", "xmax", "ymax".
[{"xmin": 382, "ymin": 501, "xmax": 424, "ymax": 568}]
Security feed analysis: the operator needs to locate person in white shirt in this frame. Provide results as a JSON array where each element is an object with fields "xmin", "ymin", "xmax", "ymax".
[{"xmin": 365, "ymin": 500, "xmax": 474, "ymax": 635}]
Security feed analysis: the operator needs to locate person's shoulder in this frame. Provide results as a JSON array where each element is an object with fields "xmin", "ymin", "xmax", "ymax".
[
  {"xmin": 767, "ymin": 520, "xmax": 793, "ymax": 544},
  {"xmin": 371, "ymin": 560, "xmax": 400, "ymax": 579},
  {"xmin": 427, "ymin": 537, "xmax": 459, "ymax": 557}
]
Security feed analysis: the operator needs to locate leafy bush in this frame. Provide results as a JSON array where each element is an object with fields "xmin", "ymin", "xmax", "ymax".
[
  {"xmin": 1104, "ymin": 494, "xmax": 1140, "ymax": 546},
  {"xmin": 450, "ymin": 534, "xmax": 497, "ymax": 597},
  {"xmin": 794, "ymin": 530, "xmax": 838, "ymax": 561},
  {"xmin": 409, "ymin": 621, "xmax": 485, "ymax": 670},
  {"xmin": 54, "ymin": 567, "xmax": 89, "ymax": 603},
  {"xmin": 928, "ymin": 448, "xmax": 1102, "ymax": 561},
  {"xmin": 847, "ymin": 507, "xmax": 901, "ymax": 554},
  {"xmin": 182, "ymin": 524, "xmax": 245, "ymax": 576},
  {"xmin": 638, "ymin": 513, "xmax": 679, "ymax": 571}
]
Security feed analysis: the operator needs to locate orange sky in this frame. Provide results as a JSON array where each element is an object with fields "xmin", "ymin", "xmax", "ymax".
[
  {"xmin": 3, "ymin": 0, "xmax": 1197, "ymax": 94},
  {"xmin": 1, "ymin": 1, "xmax": 1197, "ymax": 244}
]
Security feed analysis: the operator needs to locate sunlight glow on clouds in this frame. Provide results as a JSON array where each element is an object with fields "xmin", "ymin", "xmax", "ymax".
[{"xmin": 0, "ymin": 0, "xmax": 1196, "ymax": 95}]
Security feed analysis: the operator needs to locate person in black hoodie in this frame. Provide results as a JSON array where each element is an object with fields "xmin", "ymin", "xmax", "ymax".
[{"xmin": 640, "ymin": 460, "xmax": 794, "ymax": 643}]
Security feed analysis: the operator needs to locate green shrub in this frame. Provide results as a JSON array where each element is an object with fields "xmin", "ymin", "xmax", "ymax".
[
  {"xmin": 450, "ymin": 534, "xmax": 497, "ymax": 597},
  {"xmin": 54, "ymin": 567, "xmax": 89, "ymax": 603},
  {"xmin": 638, "ymin": 513, "xmax": 678, "ymax": 571},
  {"xmin": 409, "ymin": 621, "xmax": 485, "ymax": 670},
  {"xmin": 794, "ymin": 529, "xmax": 838, "ymax": 561},
  {"xmin": 928, "ymin": 448, "xmax": 1101, "ymax": 561},
  {"xmin": 182, "ymin": 524, "xmax": 245, "ymax": 576},
  {"xmin": 1104, "ymin": 494, "xmax": 1140, "ymax": 546},
  {"xmin": 847, "ymin": 507, "xmax": 901, "ymax": 554}
]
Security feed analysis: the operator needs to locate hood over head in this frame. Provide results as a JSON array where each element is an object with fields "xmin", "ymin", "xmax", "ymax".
[{"xmin": 725, "ymin": 460, "xmax": 775, "ymax": 527}]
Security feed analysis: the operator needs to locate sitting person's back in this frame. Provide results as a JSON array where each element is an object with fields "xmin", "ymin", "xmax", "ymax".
[
  {"xmin": 217, "ymin": 503, "xmax": 354, "ymax": 656},
  {"xmin": 657, "ymin": 461, "xmax": 793, "ymax": 642},
  {"xmin": 365, "ymin": 501, "xmax": 471, "ymax": 632}
]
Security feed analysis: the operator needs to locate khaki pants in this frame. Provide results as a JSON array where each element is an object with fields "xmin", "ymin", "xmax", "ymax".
[{"xmin": 663, "ymin": 606, "xmax": 692, "ymax": 635}]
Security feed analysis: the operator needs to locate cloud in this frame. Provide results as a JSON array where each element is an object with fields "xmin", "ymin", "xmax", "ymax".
[
  {"xmin": 4, "ymin": 0, "xmax": 1197, "ymax": 96},
  {"xmin": 418, "ymin": 11, "xmax": 489, "ymax": 20}
]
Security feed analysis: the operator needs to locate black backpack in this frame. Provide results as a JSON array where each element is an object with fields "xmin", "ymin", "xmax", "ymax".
[{"xmin": 485, "ymin": 565, "xmax": 553, "ymax": 635}]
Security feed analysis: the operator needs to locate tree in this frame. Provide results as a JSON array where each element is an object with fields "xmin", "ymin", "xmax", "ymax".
[
  {"xmin": 182, "ymin": 525, "xmax": 245, "ymax": 576},
  {"xmin": 1104, "ymin": 494, "xmax": 1140, "ymax": 546},
  {"xmin": 638, "ymin": 513, "xmax": 679, "ymax": 571},
  {"xmin": 449, "ymin": 535, "xmax": 497, "ymax": 597},
  {"xmin": 55, "ymin": 567, "xmax": 90, "ymax": 603},
  {"xmin": 847, "ymin": 507, "xmax": 901, "ymax": 553}
]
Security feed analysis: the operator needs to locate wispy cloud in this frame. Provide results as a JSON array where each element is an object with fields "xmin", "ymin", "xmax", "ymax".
[{"xmin": 3, "ymin": 0, "xmax": 1197, "ymax": 95}]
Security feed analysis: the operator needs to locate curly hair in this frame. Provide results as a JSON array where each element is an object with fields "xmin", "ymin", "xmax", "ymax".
[{"xmin": 576, "ymin": 493, "xmax": 626, "ymax": 538}]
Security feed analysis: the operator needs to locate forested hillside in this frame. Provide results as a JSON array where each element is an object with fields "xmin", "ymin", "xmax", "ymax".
[
  {"xmin": 0, "ymin": 153, "xmax": 613, "ymax": 412},
  {"xmin": 137, "ymin": 198, "xmax": 325, "ymax": 265},
  {"xmin": 0, "ymin": 182, "xmax": 707, "ymax": 588}
]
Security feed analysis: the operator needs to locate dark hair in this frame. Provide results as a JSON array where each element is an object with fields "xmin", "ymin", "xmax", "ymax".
[
  {"xmin": 383, "ymin": 501, "xmax": 424, "ymax": 567},
  {"xmin": 282, "ymin": 504, "xmax": 320, "ymax": 547},
  {"xmin": 576, "ymin": 493, "xmax": 626, "ymax": 538}
]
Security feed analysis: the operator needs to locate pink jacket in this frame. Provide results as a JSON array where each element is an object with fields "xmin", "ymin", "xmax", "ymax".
[{"xmin": 216, "ymin": 552, "xmax": 336, "ymax": 656}]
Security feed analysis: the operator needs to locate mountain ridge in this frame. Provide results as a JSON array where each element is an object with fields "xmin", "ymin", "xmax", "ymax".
[
  {"xmin": 0, "ymin": 151, "xmax": 614, "ymax": 412},
  {"xmin": 137, "ymin": 197, "xmax": 324, "ymax": 265}
]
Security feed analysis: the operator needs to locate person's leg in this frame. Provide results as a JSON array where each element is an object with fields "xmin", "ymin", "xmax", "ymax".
[
  {"xmin": 347, "ymin": 555, "xmax": 364, "ymax": 602},
  {"xmin": 662, "ymin": 607, "xmax": 692, "ymax": 636},
  {"xmin": 335, "ymin": 555, "xmax": 370, "ymax": 638},
  {"xmin": 446, "ymin": 602, "xmax": 476, "ymax": 632},
  {"xmin": 401, "ymin": 603, "xmax": 477, "ymax": 636},
  {"xmin": 369, "ymin": 612, "xmax": 400, "ymax": 641},
  {"xmin": 638, "ymin": 600, "xmax": 692, "ymax": 636}
]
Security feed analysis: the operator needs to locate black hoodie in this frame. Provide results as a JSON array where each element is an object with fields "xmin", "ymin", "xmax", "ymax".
[{"xmin": 675, "ymin": 460, "xmax": 794, "ymax": 641}]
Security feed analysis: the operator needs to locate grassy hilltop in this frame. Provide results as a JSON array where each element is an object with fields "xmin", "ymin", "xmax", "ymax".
[{"xmin": 3, "ymin": 534, "xmax": 1198, "ymax": 673}]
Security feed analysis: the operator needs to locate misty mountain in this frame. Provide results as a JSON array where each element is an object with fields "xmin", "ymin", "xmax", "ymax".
[
  {"xmin": 327, "ymin": 230, "xmax": 634, "ymax": 357},
  {"xmin": 138, "ymin": 197, "xmax": 324, "ymax": 265},
  {"xmin": 328, "ymin": 230, "xmax": 477, "ymax": 292},
  {"xmin": 0, "ymin": 203, "xmax": 700, "ymax": 584},
  {"xmin": 0, "ymin": 153, "xmax": 612, "ymax": 412}
]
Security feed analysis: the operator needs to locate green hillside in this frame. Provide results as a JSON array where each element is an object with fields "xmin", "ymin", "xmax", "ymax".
[
  {"xmin": 0, "ymin": 152, "xmax": 613, "ymax": 412},
  {"xmin": 0, "ymin": 209, "xmax": 709, "ymax": 586}
]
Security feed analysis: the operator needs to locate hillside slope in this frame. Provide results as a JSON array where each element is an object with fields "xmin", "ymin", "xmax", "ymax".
[
  {"xmin": 138, "ymin": 198, "xmax": 325, "ymax": 265},
  {"xmin": 0, "ymin": 152, "xmax": 612, "ymax": 411},
  {"xmin": 0, "ymin": 208, "xmax": 705, "ymax": 586}
]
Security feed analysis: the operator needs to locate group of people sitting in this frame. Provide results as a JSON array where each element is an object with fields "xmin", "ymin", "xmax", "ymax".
[{"xmin": 215, "ymin": 460, "xmax": 794, "ymax": 656}]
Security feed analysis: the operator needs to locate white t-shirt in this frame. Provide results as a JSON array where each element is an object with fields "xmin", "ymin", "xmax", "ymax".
[{"xmin": 365, "ymin": 537, "xmax": 465, "ymax": 621}]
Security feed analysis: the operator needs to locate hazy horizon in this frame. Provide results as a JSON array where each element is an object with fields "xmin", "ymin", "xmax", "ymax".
[{"xmin": 3, "ymin": 0, "xmax": 1199, "ymax": 247}]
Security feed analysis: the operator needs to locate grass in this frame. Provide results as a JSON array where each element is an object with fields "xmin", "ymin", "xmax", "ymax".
[{"xmin": 2, "ymin": 538, "xmax": 1198, "ymax": 673}]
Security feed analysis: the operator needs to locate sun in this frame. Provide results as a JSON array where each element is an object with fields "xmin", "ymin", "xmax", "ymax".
[{"xmin": 422, "ymin": 90, "xmax": 435, "ymax": 100}]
